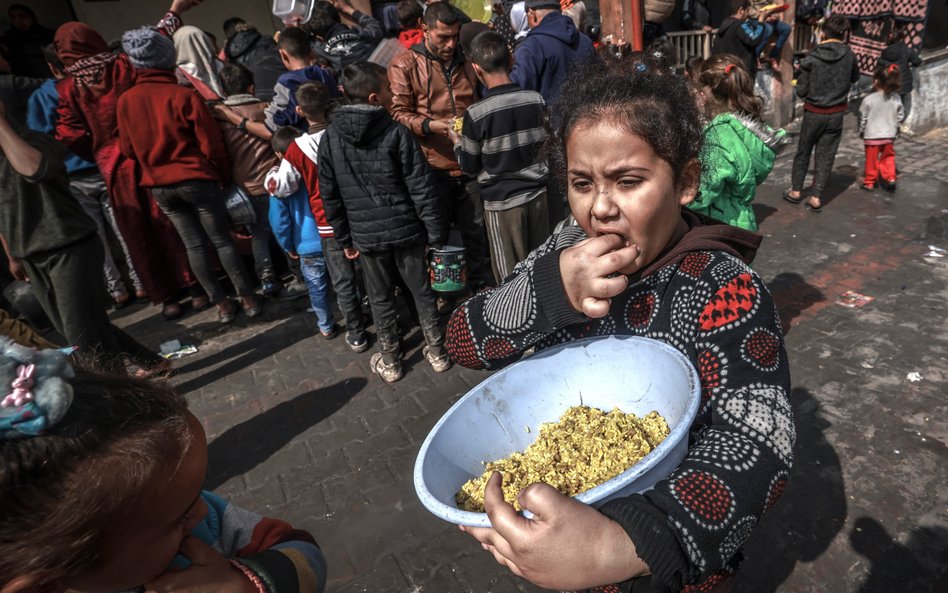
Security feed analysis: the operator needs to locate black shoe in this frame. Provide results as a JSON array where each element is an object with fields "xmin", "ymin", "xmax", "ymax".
[
  {"xmin": 261, "ymin": 280, "xmax": 282, "ymax": 296},
  {"xmin": 346, "ymin": 331, "xmax": 369, "ymax": 353},
  {"xmin": 277, "ymin": 280, "xmax": 309, "ymax": 301},
  {"xmin": 881, "ymin": 179, "xmax": 897, "ymax": 192}
]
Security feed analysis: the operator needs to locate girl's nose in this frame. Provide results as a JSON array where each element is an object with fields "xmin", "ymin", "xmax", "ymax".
[{"xmin": 591, "ymin": 186, "xmax": 618, "ymax": 220}]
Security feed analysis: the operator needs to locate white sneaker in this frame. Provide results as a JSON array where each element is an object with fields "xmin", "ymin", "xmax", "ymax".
[
  {"xmin": 424, "ymin": 346, "xmax": 452, "ymax": 372},
  {"xmin": 370, "ymin": 352, "xmax": 403, "ymax": 383}
]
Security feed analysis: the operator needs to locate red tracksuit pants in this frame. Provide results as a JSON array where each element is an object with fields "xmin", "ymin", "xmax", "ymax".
[{"xmin": 864, "ymin": 142, "xmax": 896, "ymax": 186}]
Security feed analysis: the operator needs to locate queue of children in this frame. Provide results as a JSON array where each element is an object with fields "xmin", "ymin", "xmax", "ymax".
[{"xmin": 0, "ymin": 1, "xmax": 927, "ymax": 591}]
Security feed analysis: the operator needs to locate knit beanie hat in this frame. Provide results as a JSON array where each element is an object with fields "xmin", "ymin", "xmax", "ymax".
[{"xmin": 122, "ymin": 26, "xmax": 176, "ymax": 70}]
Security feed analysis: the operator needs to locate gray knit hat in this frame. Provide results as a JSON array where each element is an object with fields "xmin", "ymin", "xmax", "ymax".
[{"xmin": 122, "ymin": 26, "xmax": 176, "ymax": 70}]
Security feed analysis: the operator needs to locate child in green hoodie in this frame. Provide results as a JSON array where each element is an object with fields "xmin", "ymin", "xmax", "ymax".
[{"xmin": 688, "ymin": 53, "xmax": 788, "ymax": 231}]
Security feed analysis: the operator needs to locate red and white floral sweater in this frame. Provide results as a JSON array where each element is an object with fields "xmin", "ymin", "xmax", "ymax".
[{"xmin": 446, "ymin": 214, "xmax": 794, "ymax": 592}]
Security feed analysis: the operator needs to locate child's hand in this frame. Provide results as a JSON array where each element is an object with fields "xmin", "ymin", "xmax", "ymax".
[
  {"xmin": 559, "ymin": 234, "xmax": 638, "ymax": 318},
  {"xmin": 447, "ymin": 127, "xmax": 461, "ymax": 146},
  {"xmin": 287, "ymin": 251, "xmax": 299, "ymax": 260},
  {"xmin": 343, "ymin": 247, "xmax": 360, "ymax": 260},
  {"xmin": 144, "ymin": 537, "xmax": 256, "ymax": 593},
  {"xmin": 459, "ymin": 472, "xmax": 647, "ymax": 590}
]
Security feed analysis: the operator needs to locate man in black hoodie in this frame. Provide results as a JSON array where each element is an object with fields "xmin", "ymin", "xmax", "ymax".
[
  {"xmin": 784, "ymin": 14, "xmax": 859, "ymax": 212},
  {"xmin": 223, "ymin": 22, "xmax": 287, "ymax": 102},
  {"xmin": 318, "ymin": 62, "xmax": 450, "ymax": 384},
  {"xmin": 713, "ymin": 0, "xmax": 767, "ymax": 76},
  {"xmin": 308, "ymin": 0, "xmax": 385, "ymax": 74}
]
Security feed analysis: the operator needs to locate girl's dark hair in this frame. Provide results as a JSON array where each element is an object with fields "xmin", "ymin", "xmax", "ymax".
[
  {"xmin": 698, "ymin": 53, "xmax": 763, "ymax": 119},
  {"xmin": 873, "ymin": 63, "xmax": 902, "ymax": 94},
  {"xmin": 546, "ymin": 52, "xmax": 703, "ymax": 188},
  {"xmin": 0, "ymin": 370, "xmax": 192, "ymax": 587}
]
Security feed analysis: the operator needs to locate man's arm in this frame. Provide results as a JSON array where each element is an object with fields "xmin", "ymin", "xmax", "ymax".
[
  {"xmin": 0, "ymin": 103, "xmax": 43, "ymax": 178},
  {"xmin": 388, "ymin": 57, "xmax": 432, "ymax": 137}
]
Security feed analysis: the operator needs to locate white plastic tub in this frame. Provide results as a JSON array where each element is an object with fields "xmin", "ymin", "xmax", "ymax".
[
  {"xmin": 272, "ymin": 0, "xmax": 315, "ymax": 24},
  {"xmin": 414, "ymin": 336, "xmax": 701, "ymax": 527}
]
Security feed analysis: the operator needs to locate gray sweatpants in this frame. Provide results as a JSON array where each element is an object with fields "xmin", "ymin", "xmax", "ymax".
[
  {"xmin": 68, "ymin": 171, "xmax": 143, "ymax": 296},
  {"xmin": 484, "ymin": 192, "xmax": 550, "ymax": 283}
]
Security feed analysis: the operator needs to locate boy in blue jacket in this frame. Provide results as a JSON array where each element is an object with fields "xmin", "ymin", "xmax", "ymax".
[
  {"xmin": 264, "ymin": 27, "xmax": 338, "ymax": 131},
  {"xmin": 266, "ymin": 126, "xmax": 336, "ymax": 336}
]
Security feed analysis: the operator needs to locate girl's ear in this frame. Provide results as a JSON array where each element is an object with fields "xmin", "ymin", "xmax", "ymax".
[{"xmin": 677, "ymin": 159, "xmax": 702, "ymax": 206}]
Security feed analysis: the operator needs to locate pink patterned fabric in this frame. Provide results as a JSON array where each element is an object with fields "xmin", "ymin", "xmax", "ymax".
[{"xmin": 831, "ymin": 0, "xmax": 929, "ymax": 74}]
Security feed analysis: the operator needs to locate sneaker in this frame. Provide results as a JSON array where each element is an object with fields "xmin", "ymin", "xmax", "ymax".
[
  {"xmin": 346, "ymin": 331, "xmax": 369, "ymax": 353},
  {"xmin": 277, "ymin": 280, "xmax": 309, "ymax": 301},
  {"xmin": 370, "ymin": 352, "xmax": 403, "ymax": 383},
  {"xmin": 881, "ymin": 179, "xmax": 897, "ymax": 192},
  {"xmin": 320, "ymin": 324, "xmax": 338, "ymax": 339},
  {"xmin": 424, "ymin": 345, "xmax": 452, "ymax": 372}
]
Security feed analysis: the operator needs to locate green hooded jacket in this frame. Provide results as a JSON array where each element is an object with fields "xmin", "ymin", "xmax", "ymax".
[{"xmin": 688, "ymin": 112, "xmax": 788, "ymax": 231}]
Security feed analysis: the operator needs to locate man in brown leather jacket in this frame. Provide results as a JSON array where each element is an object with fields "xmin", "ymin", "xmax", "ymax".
[{"xmin": 388, "ymin": 0, "xmax": 490, "ymax": 289}]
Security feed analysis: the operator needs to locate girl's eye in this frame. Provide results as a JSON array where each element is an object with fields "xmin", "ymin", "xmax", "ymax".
[
  {"xmin": 619, "ymin": 178, "xmax": 643, "ymax": 190},
  {"xmin": 570, "ymin": 180, "xmax": 593, "ymax": 192}
]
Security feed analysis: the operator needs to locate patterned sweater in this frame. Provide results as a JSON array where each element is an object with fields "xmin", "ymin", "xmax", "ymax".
[
  {"xmin": 446, "ymin": 219, "xmax": 794, "ymax": 592},
  {"xmin": 163, "ymin": 490, "xmax": 327, "ymax": 593}
]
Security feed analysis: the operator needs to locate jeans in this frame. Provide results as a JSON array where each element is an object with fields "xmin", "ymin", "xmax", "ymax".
[
  {"xmin": 322, "ymin": 235, "xmax": 366, "ymax": 335},
  {"xmin": 791, "ymin": 110, "xmax": 844, "ymax": 197},
  {"xmin": 432, "ymin": 172, "xmax": 490, "ymax": 287},
  {"xmin": 68, "ymin": 171, "xmax": 143, "ymax": 296},
  {"xmin": 360, "ymin": 244, "xmax": 443, "ymax": 364},
  {"xmin": 249, "ymin": 193, "xmax": 276, "ymax": 282},
  {"xmin": 151, "ymin": 180, "xmax": 254, "ymax": 303},
  {"xmin": 300, "ymin": 254, "xmax": 335, "ymax": 333},
  {"xmin": 757, "ymin": 20, "xmax": 792, "ymax": 60}
]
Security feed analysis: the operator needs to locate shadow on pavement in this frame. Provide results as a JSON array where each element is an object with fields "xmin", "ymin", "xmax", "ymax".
[
  {"xmin": 850, "ymin": 517, "xmax": 948, "ymax": 593},
  {"xmin": 754, "ymin": 203, "xmax": 779, "ymax": 226},
  {"xmin": 766, "ymin": 272, "xmax": 825, "ymax": 335},
  {"xmin": 173, "ymin": 321, "xmax": 307, "ymax": 393},
  {"xmin": 734, "ymin": 387, "xmax": 846, "ymax": 592},
  {"xmin": 205, "ymin": 377, "xmax": 368, "ymax": 490}
]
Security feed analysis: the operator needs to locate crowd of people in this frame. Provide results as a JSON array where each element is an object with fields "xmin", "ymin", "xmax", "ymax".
[{"xmin": 0, "ymin": 0, "xmax": 921, "ymax": 591}]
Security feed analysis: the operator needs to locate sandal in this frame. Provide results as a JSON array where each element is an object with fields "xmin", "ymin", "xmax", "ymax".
[
  {"xmin": 805, "ymin": 198, "xmax": 823, "ymax": 213},
  {"xmin": 162, "ymin": 302, "xmax": 183, "ymax": 320},
  {"xmin": 782, "ymin": 190, "xmax": 803, "ymax": 204},
  {"xmin": 218, "ymin": 300, "xmax": 238, "ymax": 324},
  {"xmin": 241, "ymin": 295, "xmax": 264, "ymax": 318}
]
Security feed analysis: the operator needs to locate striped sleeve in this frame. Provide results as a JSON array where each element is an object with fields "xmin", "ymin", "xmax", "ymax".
[{"xmin": 200, "ymin": 491, "xmax": 327, "ymax": 593}]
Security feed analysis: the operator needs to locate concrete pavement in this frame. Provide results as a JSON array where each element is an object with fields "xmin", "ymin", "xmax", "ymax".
[{"xmin": 112, "ymin": 120, "xmax": 948, "ymax": 592}]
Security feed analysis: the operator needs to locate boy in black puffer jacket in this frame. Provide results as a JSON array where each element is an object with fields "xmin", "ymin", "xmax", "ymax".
[{"xmin": 318, "ymin": 62, "xmax": 450, "ymax": 383}]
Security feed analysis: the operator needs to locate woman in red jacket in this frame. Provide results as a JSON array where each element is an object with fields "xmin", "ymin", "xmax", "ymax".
[{"xmin": 52, "ymin": 1, "xmax": 201, "ymax": 320}]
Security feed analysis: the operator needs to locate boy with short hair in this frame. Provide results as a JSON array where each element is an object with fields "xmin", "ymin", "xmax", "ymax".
[
  {"xmin": 267, "ymin": 126, "xmax": 337, "ymax": 335},
  {"xmin": 318, "ymin": 62, "xmax": 449, "ymax": 383},
  {"xmin": 264, "ymin": 27, "xmax": 338, "ymax": 131},
  {"xmin": 266, "ymin": 81, "xmax": 368, "ymax": 346},
  {"xmin": 449, "ymin": 31, "xmax": 549, "ymax": 283},
  {"xmin": 216, "ymin": 62, "xmax": 283, "ymax": 296},
  {"xmin": 714, "ymin": 0, "xmax": 767, "ymax": 76},
  {"xmin": 784, "ymin": 14, "xmax": 859, "ymax": 212},
  {"xmin": 396, "ymin": 0, "xmax": 424, "ymax": 49}
]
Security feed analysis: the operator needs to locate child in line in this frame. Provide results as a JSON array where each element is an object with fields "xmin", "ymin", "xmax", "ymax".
[
  {"xmin": 216, "ymin": 63, "xmax": 283, "ymax": 297},
  {"xmin": 268, "ymin": 126, "xmax": 338, "ymax": 337},
  {"xmin": 688, "ymin": 55, "xmax": 789, "ymax": 231},
  {"xmin": 450, "ymin": 30, "xmax": 550, "ymax": 283},
  {"xmin": 264, "ymin": 27, "xmax": 338, "ymax": 132},
  {"xmin": 878, "ymin": 25, "xmax": 922, "ymax": 117},
  {"xmin": 118, "ymin": 27, "xmax": 261, "ymax": 324},
  {"xmin": 0, "ymin": 340, "xmax": 326, "ymax": 592},
  {"xmin": 319, "ymin": 62, "xmax": 450, "ymax": 383},
  {"xmin": 396, "ymin": 0, "xmax": 425, "ymax": 49},
  {"xmin": 714, "ymin": 0, "xmax": 767, "ymax": 77},
  {"xmin": 784, "ymin": 14, "xmax": 859, "ymax": 213},
  {"xmin": 266, "ymin": 81, "xmax": 368, "ymax": 347},
  {"xmin": 859, "ymin": 64, "xmax": 904, "ymax": 192},
  {"xmin": 447, "ymin": 53, "xmax": 792, "ymax": 592}
]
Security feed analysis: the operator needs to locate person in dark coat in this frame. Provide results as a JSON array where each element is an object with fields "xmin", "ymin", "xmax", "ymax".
[
  {"xmin": 713, "ymin": 0, "xmax": 766, "ymax": 76},
  {"xmin": 318, "ymin": 62, "xmax": 450, "ymax": 383},
  {"xmin": 510, "ymin": 0, "xmax": 594, "ymax": 106},
  {"xmin": 0, "ymin": 4, "xmax": 54, "ymax": 79},
  {"xmin": 877, "ymin": 25, "xmax": 922, "ymax": 116},
  {"xmin": 307, "ymin": 0, "xmax": 385, "ymax": 74},
  {"xmin": 223, "ymin": 23, "xmax": 287, "ymax": 102}
]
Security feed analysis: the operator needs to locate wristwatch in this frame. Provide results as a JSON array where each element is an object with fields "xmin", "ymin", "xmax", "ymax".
[{"xmin": 238, "ymin": 117, "xmax": 249, "ymax": 133}]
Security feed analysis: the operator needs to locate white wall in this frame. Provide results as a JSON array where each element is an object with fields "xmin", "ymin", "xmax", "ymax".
[
  {"xmin": 69, "ymin": 0, "xmax": 279, "ymax": 44},
  {"xmin": 905, "ymin": 53, "xmax": 948, "ymax": 135}
]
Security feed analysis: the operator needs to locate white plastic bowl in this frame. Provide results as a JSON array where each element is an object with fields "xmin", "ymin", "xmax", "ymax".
[{"xmin": 414, "ymin": 336, "xmax": 701, "ymax": 527}]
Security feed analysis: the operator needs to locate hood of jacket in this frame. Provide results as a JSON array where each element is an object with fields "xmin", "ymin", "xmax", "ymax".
[
  {"xmin": 707, "ymin": 112, "xmax": 789, "ymax": 179},
  {"xmin": 807, "ymin": 41, "xmax": 851, "ymax": 63},
  {"xmin": 333, "ymin": 104, "xmax": 392, "ymax": 147},
  {"xmin": 716, "ymin": 17, "xmax": 741, "ymax": 38},
  {"xmin": 225, "ymin": 29, "xmax": 264, "ymax": 59},
  {"xmin": 531, "ymin": 12, "xmax": 582, "ymax": 48},
  {"xmin": 134, "ymin": 67, "xmax": 179, "ymax": 85}
]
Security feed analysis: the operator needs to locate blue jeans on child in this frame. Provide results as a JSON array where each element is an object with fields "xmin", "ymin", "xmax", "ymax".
[
  {"xmin": 300, "ymin": 254, "xmax": 335, "ymax": 333},
  {"xmin": 757, "ymin": 20, "xmax": 792, "ymax": 60}
]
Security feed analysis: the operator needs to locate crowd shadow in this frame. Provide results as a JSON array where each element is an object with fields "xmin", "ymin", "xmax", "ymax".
[
  {"xmin": 766, "ymin": 272, "xmax": 826, "ymax": 335},
  {"xmin": 850, "ymin": 517, "xmax": 948, "ymax": 593},
  {"xmin": 733, "ymin": 387, "xmax": 847, "ymax": 592},
  {"xmin": 204, "ymin": 377, "xmax": 367, "ymax": 490},
  {"xmin": 173, "ymin": 320, "xmax": 308, "ymax": 394}
]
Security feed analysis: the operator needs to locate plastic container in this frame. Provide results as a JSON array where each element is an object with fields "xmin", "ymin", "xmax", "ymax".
[
  {"xmin": 428, "ymin": 246, "xmax": 467, "ymax": 292},
  {"xmin": 272, "ymin": 0, "xmax": 315, "ymax": 24},
  {"xmin": 413, "ymin": 335, "xmax": 701, "ymax": 527}
]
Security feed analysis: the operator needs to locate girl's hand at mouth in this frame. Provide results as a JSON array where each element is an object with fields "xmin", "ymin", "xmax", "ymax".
[{"xmin": 559, "ymin": 234, "xmax": 639, "ymax": 318}]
